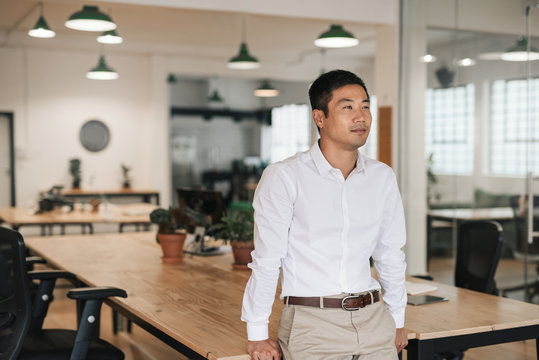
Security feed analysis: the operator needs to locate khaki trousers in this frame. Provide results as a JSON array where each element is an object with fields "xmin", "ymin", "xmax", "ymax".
[{"xmin": 277, "ymin": 295, "xmax": 397, "ymax": 360}]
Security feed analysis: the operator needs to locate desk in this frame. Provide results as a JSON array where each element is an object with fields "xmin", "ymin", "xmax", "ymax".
[
  {"xmin": 0, "ymin": 203, "xmax": 156, "ymax": 235},
  {"xmin": 24, "ymin": 232, "xmax": 539, "ymax": 360},
  {"xmin": 61, "ymin": 189, "xmax": 160, "ymax": 205},
  {"xmin": 426, "ymin": 207, "xmax": 514, "ymax": 264}
]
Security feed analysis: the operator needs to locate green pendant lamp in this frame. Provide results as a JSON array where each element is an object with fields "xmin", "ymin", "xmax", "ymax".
[
  {"xmin": 314, "ymin": 24, "xmax": 359, "ymax": 48},
  {"xmin": 208, "ymin": 90, "xmax": 224, "ymax": 103},
  {"xmin": 65, "ymin": 5, "xmax": 116, "ymax": 32},
  {"xmin": 97, "ymin": 29, "xmax": 123, "ymax": 44},
  {"xmin": 28, "ymin": 3, "xmax": 55, "ymax": 38},
  {"xmin": 86, "ymin": 55, "xmax": 119, "ymax": 80},
  {"xmin": 501, "ymin": 36, "xmax": 539, "ymax": 61},
  {"xmin": 254, "ymin": 80, "xmax": 279, "ymax": 97},
  {"xmin": 228, "ymin": 16, "xmax": 260, "ymax": 70},
  {"xmin": 228, "ymin": 43, "xmax": 260, "ymax": 69}
]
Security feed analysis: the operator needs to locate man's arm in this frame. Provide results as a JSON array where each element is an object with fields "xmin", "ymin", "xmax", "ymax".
[
  {"xmin": 372, "ymin": 170, "xmax": 407, "ymax": 328},
  {"xmin": 241, "ymin": 166, "xmax": 295, "ymax": 347}
]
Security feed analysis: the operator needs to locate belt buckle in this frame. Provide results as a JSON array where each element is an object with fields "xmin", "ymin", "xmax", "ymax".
[{"xmin": 341, "ymin": 295, "xmax": 362, "ymax": 311}]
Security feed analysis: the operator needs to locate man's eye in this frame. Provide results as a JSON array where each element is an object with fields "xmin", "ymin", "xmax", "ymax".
[
  {"xmin": 362, "ymin": 106, "xmax": 370, "ymax": 110},
  {"xmin": 343, "ymin": 105, "xmax": 353, "ymax": 110}
]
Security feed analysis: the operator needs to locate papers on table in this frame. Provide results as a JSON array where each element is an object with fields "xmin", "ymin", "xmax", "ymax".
[{"xmin": 406, "ymin": 280, "xmax": 438, "ymax": 295}]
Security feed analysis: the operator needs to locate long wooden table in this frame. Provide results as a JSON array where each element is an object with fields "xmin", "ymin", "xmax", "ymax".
[
  {"xmin": 61, "ymin": 189, "xmax": 160, "ymax": 205},
  {"xmin": 24, "ymin": 232, "xmax": 539, "ymax": 360},
  {"xmin": 0, "ymin": 203, "xmax": 156, "ymax": 235}
]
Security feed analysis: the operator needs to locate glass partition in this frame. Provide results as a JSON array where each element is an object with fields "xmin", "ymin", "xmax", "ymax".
[{"xmin": 401, "ymin": 0, "xmax": 539, "ymax": 303}]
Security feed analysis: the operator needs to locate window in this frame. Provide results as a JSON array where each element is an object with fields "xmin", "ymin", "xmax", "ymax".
[
  {"xmin": 261, "ymin": 104, "xmax": 311, "ymax": 163},
  {"xmin": 490, "ymin": 78, "xmax": 539, "ymax": 176},
  {"xmin": 424, "ymin": 84, "xmax": 474, "ymax": 175}
]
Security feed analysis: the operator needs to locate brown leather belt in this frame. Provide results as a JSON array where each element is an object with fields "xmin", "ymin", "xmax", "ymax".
[{"xmin": 285, "ymin": 290, "xmax": 380, "ymax": 311}]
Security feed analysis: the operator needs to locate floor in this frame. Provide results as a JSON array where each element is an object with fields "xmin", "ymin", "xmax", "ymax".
[{"xmin": 41, "ymin": 256, "xmax": 537, "ymax": 360}]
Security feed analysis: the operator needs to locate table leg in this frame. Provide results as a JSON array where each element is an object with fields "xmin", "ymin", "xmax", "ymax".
[{"xmin": 406, "ymin": 339, "xmax": 434, "ymax": 360}]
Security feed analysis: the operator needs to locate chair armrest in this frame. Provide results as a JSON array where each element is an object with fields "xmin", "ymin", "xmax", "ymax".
[
  {"xmin": 26, "ymin": 256, "xmax": 46, "ymax": 265},
  {"xmin": 68, "ymin": 287, "xmax": 127, "ymax": 359},
  {"xmin": 67, "ymin": 286, "xmax": 127, "ymax": 301},
  {"xmin": 28, "ymin": 270, "xmax": 77, "ymax": 281},
  {"xmin": 0, "ymin": 313, "xmax": 15, "ymax": 329}
]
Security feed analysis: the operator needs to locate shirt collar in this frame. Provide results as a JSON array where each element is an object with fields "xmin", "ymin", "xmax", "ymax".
[{"xmin": 310, "ymin": 141, "xmax": 366, "ymax": 176}]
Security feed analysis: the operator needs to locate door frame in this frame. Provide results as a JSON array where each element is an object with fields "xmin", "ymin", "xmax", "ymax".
[{"xmin": 0, "ymin": 112, "xmax": 15, "ymax": 206}]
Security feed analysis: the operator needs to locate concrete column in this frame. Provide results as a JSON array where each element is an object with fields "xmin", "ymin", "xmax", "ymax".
[{"xmin": 398, "ymin": 0, "xmax": 428, "ymax": 275}]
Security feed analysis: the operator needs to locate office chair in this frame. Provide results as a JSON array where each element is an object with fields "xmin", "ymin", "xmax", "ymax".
[
  {"xmin": 501, "ymin": 195, "xmax": 539, "ymax": 302},
  {"xmin": 0, "ymin": 227, "xmax": 127, "ymax": 360},
  {"xmin": 455, "ymin": 220, "xmax": 504, "ymax": 295},
  {"xmin": 433, "ymin": 220, "xmax": 503, "ymax": 360}
]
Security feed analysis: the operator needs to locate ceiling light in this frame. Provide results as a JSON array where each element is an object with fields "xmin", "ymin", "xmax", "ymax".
[
  {"xmin": 28, "ymin": 3, "xmax": 55, "ymax": 38},
  {"xmin": 477, "ymin": 52, "xmax": 503, "ymax": 61},
  {"xmin": 97, "ymin": 29, "xmax": 123, "ymax": 44},
  {"xmin": 208, "ymin": 90, "xmax": 224, "ymax": 103},
  {"xmin": 228, "ymin": 16, "xmax": 260, "ymax": 70},
  {"xmin": 65, "ymin": 5, "xmax": 116, "ymax": 32},
  {"xmin": 86, "ymin": 55, "xmax": 118, "ymax": 80},
  {"xmin": 501, "ymin": 37, "xmax": 539, "ymax": 61},
  {"xmin": 29, "ymin": 16, "xmax": 55, "ymax": 38},
  {"xmin": 314, "ymin": 24, "xmax": 359, "ymax": 48},
  {"xmin": 228, "ymin": 42, "xmax": 260, "ymax": 70},
  {"xmin": 455, "ymin": 58, "xmax": 476, "ymax": 67},
  {"xmin": 420, "ymin": 54, "xmax": 436, "ymax": 63},
  {"xmin": 254, "ymin": 80, "xmax": 279, "ymax": 97}
]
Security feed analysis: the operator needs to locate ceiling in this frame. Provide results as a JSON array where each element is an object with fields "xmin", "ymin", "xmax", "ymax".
[{"xmin": 0, "ymin": 0, "xmax": 381, "ymax": 81}]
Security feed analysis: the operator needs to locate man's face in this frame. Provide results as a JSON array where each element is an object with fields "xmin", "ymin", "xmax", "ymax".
[{"xmin": 313, "ymin": 84, "xmax": 372, "ymax": 151}]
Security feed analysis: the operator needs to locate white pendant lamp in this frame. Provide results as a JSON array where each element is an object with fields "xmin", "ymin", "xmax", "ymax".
[{"xmin": 501, "ymin": 37, "xmax": 539, "ymax": 62}]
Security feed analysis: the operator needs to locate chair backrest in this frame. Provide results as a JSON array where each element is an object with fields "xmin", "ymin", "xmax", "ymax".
[
  {"xmin": 0, "ymin": 227, "xmax": 31, "ymax": 360},
  {"xmin": 455, "ymin": 220, "xmax": 503, "ymax": 294},
  {"xmin": 509, "ymin": 195, "xmax": 539, "ymax": 258}
]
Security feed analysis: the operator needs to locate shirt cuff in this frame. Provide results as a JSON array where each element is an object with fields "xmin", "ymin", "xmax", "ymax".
[
  {"xmin": 390, "ymin": 309, "xmax": 405, "ymax": 328},
  {"xmin": 246, "ymin": 322, "xmax": 269, "ymax": 341}
]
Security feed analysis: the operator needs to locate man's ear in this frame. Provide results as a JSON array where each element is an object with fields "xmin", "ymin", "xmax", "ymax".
[{"xmin": 312, "ymin": 109, "xmax": 325, "ymax": 129}]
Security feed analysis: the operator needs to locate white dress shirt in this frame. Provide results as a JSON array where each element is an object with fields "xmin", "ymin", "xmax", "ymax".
[{"xmin": 241, "ymin": 142, "xmax": 407, "ymax": 341}]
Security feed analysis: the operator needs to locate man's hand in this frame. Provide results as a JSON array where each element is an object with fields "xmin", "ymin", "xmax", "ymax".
[
  {"xmin": 395, "ymin": 327, "xmax": 408, "ymax": 353},
  {"xmin": 247, "ymin": 338, "xmax": 282, "ymax": 360}
]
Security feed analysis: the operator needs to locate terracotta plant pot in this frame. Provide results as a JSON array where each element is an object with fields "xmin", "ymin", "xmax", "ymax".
[
  {"xmin": 231, "ymin": 241, "xmax": 254, "ymax": 270},
  {"xmin": 157, "ymin": 231, "xmax": 187, "ymax": 264}
]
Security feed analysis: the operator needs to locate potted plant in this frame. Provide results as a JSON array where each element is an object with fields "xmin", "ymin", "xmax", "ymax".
[
  {"xmin": 69, "ymin": 158, "xmax": 82, "ymax": 189},
  {"xmin": 150, "ymin": 208, "xmax": 187, "ymax": 264},
  {"xmin": 211, "ymin": 209, "xmax": 254, "ymax": 270},
  {"xmin": 121, "ymin": 163, "xmax": 131, "ymax": 189}
]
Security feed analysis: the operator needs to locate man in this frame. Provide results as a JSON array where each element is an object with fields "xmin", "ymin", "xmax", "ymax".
[{"xmin": 242, "ymin": 70, "xmax": 407, "ymax": 360}]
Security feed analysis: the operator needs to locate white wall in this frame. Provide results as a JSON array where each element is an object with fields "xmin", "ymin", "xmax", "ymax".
[{"xmin": 0, "ymin": 47, "xmax": 157, "ymax": 208}]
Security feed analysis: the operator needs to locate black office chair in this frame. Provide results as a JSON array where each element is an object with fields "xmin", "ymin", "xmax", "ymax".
[
  {"xmin": 0, "ymin": 227, "xmax": 127, "ymax": 360},
  {"xmin": 455, "ymin": 220, "xmax": 504, "ymax": 295},
  {"xmin": 433, "ymin": 220, "xmax": 503, "ymax": 360},
  {"xmin": 501, "ymin": 195, "xmax": 539, "ymax": 302}
]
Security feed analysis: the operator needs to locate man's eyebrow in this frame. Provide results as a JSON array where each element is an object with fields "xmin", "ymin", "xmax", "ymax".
[{"xmin": 336, "ymin": 98, "xmax": 370, "ymax": 104}]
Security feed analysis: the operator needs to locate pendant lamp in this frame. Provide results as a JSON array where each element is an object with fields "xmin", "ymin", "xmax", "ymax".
[
  {"xmin": 254, "ymin": 80, "xmax": 279, "ymax": 97},
  {"xmin": 28, "ymin": 3, "xmax": 55, "ymax": 38},
  {"xmin": 97, "ymin": 29, "xmax": 123, "ymax": 44},
  {"xmin": 86, "ymin": 55, "xmax": 118, "ymax": 80},
  {"xmin": 65, "ymin": 5, "xmax": 116, "ymax": 32},
  {"xmin": 314, "ymin": 24, "xmax": 359, "ymax": 48},
  {"xmin": 208, "ymin": 90, "xmax": 224, "ymax": 103},
  {"xmin": 501, "ymin": 37, "xmax": 539, "ymax": 61},
  {"xmin": 228, "ymin": 17, "xmax": 260, "ymax": 70}
]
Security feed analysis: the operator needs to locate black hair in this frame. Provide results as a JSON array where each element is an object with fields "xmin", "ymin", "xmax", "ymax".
[{"xmin": 308, "ymin": 69, "xmax": 369, "ymax": 117}]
